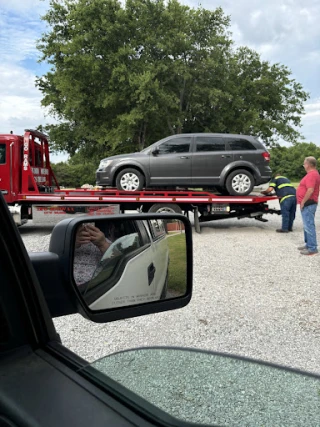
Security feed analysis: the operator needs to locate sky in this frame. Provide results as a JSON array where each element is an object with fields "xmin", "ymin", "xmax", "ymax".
[{"xmin": 0, "ymin": 0, "xmax": 319, "ymax": 163}]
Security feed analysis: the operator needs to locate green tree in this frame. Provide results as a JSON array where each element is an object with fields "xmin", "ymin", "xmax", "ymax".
[
  {"xmin": 37, "ymin": 0, "xmax": 309, "ymax": 157},
  {"xmin": 270, "ymin": 143, "xmax": 320, "ymax": 181},
  {"xmin": 52, "ymin": 158, "xmax": 96, "ymax": 187}
]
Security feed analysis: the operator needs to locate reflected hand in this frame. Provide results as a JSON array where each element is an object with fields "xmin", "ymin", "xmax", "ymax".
[
  {"xmin": 75, "ymin": 226, "xmax": 91, "ymax": 248},
  {"xmin": 87, "ymin": 225, "xmax": 111, "ymax": 253}
]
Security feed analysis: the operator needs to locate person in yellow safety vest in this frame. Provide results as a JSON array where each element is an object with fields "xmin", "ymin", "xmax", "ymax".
[{"xmin": 261, "ymin": 173, "xmax": 297, "ymax": 233}]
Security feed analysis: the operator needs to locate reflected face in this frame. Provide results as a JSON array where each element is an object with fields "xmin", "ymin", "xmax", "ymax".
[{"xmin": 73, "ymin": 219, "xmax": 187, "ymax": 310}]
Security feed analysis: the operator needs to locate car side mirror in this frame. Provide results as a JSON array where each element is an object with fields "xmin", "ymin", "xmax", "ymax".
[
  {"xmin": 152, "ymin": 147, "xmax": 159, "ymax": 156},
  {"xmin": 46, "ymin": 214, "xmax": 192, "ymax": 323}
]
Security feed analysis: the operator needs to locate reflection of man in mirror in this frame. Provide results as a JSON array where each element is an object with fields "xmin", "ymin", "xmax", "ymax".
[{"xmin": 73, "ymin": 223, "xmax": 115, "ymax": 285}]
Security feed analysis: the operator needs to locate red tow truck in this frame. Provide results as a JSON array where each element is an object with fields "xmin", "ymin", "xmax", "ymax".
[{"xmin": 0, "ymin": 130, "xmax": 280, "ymax": 232}]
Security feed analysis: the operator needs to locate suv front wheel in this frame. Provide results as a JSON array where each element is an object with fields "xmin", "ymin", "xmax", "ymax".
[
  {"xmin": 116, "ymin": 168, "xmax": 144, "ymax": 191},
  {"xmin": 225, "ymin": 169, "xmax": 254, "ymax": 196}
]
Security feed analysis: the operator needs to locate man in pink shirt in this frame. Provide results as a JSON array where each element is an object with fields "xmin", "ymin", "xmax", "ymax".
[{"xmin": 296, "ymin": 156, "xmax": 320, "ymax": 255}]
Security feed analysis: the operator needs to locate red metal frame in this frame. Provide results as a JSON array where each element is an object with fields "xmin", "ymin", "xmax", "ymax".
[
  {"xmin": 21, "ymin": 130, "xmax": 59, "ymax": 195},
  {"xmin": 18, "ymin": 187, "xmax": 278, "ymax": 205}
]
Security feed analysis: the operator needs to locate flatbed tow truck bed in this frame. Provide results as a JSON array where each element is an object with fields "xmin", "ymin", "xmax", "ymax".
[
  {"xmin": 1, "ymin": 130, "xmax": 279, "ymax": 232},
  {"xmin": 16, "ymin": 188, "xmax": 280, "ymax": 233}
]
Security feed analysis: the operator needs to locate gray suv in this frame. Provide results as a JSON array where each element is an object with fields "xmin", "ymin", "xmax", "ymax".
[{"xmin": 96, "ymin": 133, "xmax": 272, "ymax": 196}]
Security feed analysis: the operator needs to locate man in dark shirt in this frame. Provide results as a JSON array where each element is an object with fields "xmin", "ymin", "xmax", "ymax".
[{"xmin": 261, "ymin": 173, "xmax": 296, "ymax": 233}]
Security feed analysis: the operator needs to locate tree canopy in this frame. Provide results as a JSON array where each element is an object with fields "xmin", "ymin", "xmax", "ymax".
[
  {"xmin": 37, "ymin": 0, "xmax": 309, "ymax": 158},
  {"xmin": 270, "ymin": 143, "xmax": 320, "ymax": 181}
]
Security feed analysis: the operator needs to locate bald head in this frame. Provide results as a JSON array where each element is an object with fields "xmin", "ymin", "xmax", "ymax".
[{"xmin": 304, "ymin": 157, "xmax": 317, "ymax": 168}]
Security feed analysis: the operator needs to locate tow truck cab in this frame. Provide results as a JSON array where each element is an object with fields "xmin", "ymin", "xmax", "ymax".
[
  {"xmin": 0, "ymin": 130, "xmax": 59, "ymax": 225},
  {"xmin": 0, "ymin": 129, "xmax": 58, "ymax": 204}
]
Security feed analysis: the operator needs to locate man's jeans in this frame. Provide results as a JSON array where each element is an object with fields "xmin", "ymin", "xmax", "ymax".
[
  {"xmin": 280, "ymin": 196, "xmax": 296, "ymax": 231},
  {"xmin": 301, "ymin": 204, "xmax": 318, "ymax": 252}
]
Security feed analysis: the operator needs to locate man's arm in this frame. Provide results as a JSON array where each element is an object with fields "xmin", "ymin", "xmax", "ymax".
[
  {"xmin": 300, "ymin": 188, "xmax": 314, "ymax": 209},
  {"xmin": 261, "ymin": 186, "xmax": 275, "ymax": 195}
]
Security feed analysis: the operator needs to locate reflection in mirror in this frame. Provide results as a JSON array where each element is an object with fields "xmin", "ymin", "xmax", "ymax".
[{"xmin": 73, "ymin": 218, "xmax": 187, "ymax": 310}]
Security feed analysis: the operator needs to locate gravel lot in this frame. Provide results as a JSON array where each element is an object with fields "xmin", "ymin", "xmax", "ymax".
[{"xmin": 20, "ymin": 200, "xmax": 320, "ymax": 375}]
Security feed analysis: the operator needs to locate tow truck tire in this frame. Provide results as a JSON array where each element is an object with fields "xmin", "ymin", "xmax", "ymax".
[
  {"xmin": 116, "ymin": 168, "xmax": 144, "ymax": 191},
  {"xmin": 225, "ymin": 169, "xmax": 254, "ymax": 196},
  {"xmin": 148, "ymin": 203, "xmax": 182, "ymax": 214}
]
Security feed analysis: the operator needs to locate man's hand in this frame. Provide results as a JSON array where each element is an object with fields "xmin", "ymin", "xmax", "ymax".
[
  {"xmin": 261, "ymin": 186, "xmax": 274, "ymax": 196},
  {"xmin": 86, "ymin": 224, "xmax": 111, "ymax": 253},
  {"xmin": 300, "ymin": 187, "xmax": 314, "ymax": 210},
  {"xmin": 75, "ymin": 226, "xmax": 91, "ymax": 248}
]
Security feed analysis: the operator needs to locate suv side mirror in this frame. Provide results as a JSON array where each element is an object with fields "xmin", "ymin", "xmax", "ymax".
[
  {"xmin": 34, "ymin": 214, "xmax": 192, "ymax": 323},
  {"xmin": 152, "ymin": 147, "xmax": 160, "ymax": 156}
]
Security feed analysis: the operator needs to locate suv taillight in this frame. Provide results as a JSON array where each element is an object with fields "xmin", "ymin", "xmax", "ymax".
[{"xmin": 262, "ymin": 152, "xmax": 270, "ymax": 162}]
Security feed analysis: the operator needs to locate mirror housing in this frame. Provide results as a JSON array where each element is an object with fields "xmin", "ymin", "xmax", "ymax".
[
  {"xmin": 47, "ymin": 214, "xmax": 192, "ymax": 323},
  {"xmin": 151, "ymin": 147, "xmax": 159, "ymax": 156}
]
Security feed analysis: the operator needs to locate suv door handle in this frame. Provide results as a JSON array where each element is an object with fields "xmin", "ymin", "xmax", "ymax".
[
  {"xmin": 147, "ymin": 263, "xmax": 156, "ymax": 286},
  {"xmin": 221, "ymin": 155, "xmax": 231, "ymax": 158},
  {"xmin": 180, "ymin": 156, "xmax": 190, "ymax": 159}
]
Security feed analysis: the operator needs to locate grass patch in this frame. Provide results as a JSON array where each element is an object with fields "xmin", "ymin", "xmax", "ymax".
[
  {"xmin": 167, "ymin": 233, "xmax": 187, "ymax": 295},
  {"xmin": 290, "ymin": 182, "xmax": 300, "ymax": 188}
]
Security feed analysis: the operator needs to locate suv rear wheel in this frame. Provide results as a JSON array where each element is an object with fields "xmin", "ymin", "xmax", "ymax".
[
  {"xmin": 226, "ymin": 169, "xmax": 254, "ymax": 196},
  {"xmin": 116, "ymin": 168, "xmax": 144, "ymax": 191}
]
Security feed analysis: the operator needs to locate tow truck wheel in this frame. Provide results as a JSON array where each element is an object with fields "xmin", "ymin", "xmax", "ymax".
[
  {"xmin": 226, "ymin": 169, "xmax": 254, "ymax": 196},
  {"xmin": 148, "ymin": 203, "xmax": 182, "ymax": 214},
  {"xmin": 116, "ymin": 168, "xmax": 144, "ymax": 191}
]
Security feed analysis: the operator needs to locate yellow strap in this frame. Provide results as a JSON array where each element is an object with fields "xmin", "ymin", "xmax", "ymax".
[
  {"xmin": 278, "ymin": 183, "xmax": 295, "ymax": 189},
  {"xmin": 280, "ymin": 194, "xmax": 296, "ymax": 203}
]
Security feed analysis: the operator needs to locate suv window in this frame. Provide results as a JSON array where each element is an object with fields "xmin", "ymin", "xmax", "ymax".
[
  {"xmin": 195, "ymin": 137, "xmax": 226, "ymax": 152},
  {"xmin": 136, "ymin": 220, "xmax": 152, "ymax": 246},
  {"xmin": 149, "ymin": 219, "xmax": 166, "ymax": 240},
  {"xmin": 0, "ymin": 144, "xmax": 6, "ymax": 164},
  {"xmin": 227, "ymin": 138, "xmax": 256, "ymax": 151},
  {"xmin": 158, "ymin": 137, "xmax": 192, "ymax": 154}
]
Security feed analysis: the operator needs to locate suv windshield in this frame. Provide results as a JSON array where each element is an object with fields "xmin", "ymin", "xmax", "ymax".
[{"xmin": 81, "ymin": 347, "xmax": 320, "ymax": 427}]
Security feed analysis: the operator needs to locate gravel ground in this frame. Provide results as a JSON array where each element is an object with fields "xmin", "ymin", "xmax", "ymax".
[{"xmin": 20, "ymin": 200, "xmax": 320, "ymax": 375}]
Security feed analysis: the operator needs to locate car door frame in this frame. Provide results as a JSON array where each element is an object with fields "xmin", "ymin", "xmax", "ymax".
[
  {"xmin": 190, "ymin": 134, "xmax": 234, "ymax": 186},
  {"xmin": 0, "ymin": 194, "xmax": 188, "ymax": 427},
  {"xmin": 85, "ymin": 221, "xmax": 158, "ymax": 310},
  {"xmin": 148, "ymin": 135, "xmax": 194, "ymax": 186}
]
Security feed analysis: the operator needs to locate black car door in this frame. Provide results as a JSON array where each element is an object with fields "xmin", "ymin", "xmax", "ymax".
[
  {"xmin": 149, "ymin": 136, "xmax": 193, "ymax": 186},
  {"xmin": 191, "ymin": 136, "xmax": 233, "ymax": 186},
  {"xmin": 0, "ymin": 193, "xmax": 160, "ymax": 427},
  {"xmin": 226, "ymin": 136, "xmax": 258, "ymax": 164}
]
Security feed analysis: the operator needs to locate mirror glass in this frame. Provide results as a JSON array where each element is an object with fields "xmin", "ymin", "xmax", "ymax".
[{"xmin": 73, "ymin": 218, "xmax": 187, "ymax": 310}]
